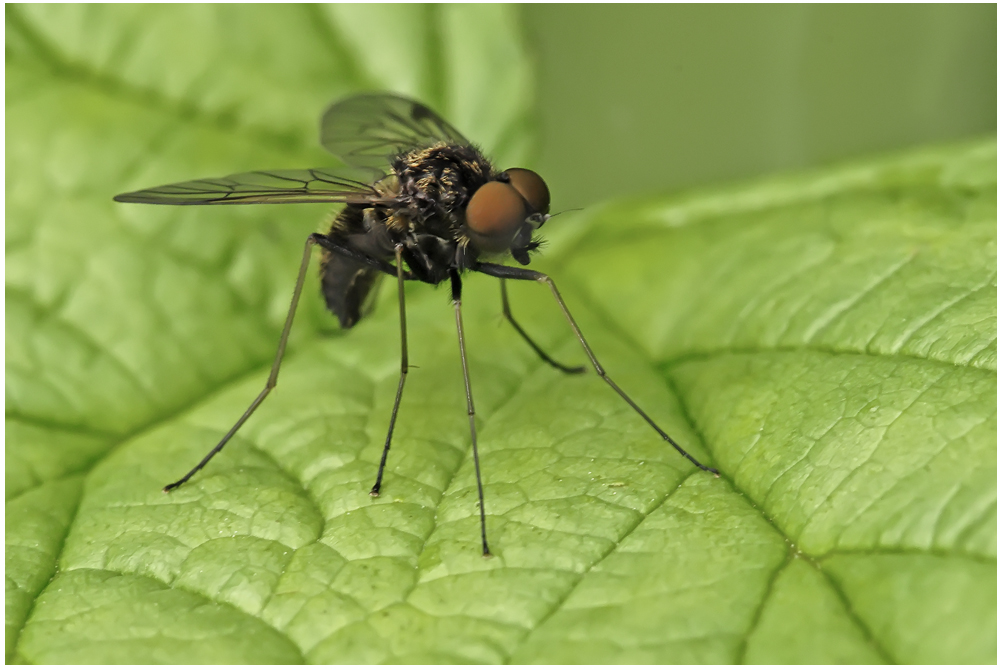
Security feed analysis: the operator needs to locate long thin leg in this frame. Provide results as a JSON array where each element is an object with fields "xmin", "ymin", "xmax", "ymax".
[
  {"xmin": 451, "ymin": 270, "xmax": 491, "ymax": 556},
  {"xmin": 475, "ymin": 262, "xmax": 719, "ymax": 476},
  {"xmin": 370, "ymin": 246, "xmax": 409, "ymax": 497},
  {"xmin": 164, "ymin": 234, "xmax": 403, "ymax": 492},
  {"xmin": 164, "ymin": 234, "xmax": 320, "ymax": 491},
  {"xmin": 500, "ymin": 278, "xmax": 585, "ymax": 374},
  {"xmin": 313, "ymin": 232, "xmax": 412, "ymax": 279}
]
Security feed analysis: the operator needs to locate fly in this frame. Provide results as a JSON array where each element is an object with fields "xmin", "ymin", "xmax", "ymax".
[{"xmin": 114, "ymin": 93, "xmax": 719, "ymax": 556}]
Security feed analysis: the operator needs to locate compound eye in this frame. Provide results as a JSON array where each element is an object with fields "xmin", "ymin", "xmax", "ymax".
[
  {"xmin": 466, "ymin": 181, "xmax": 527, "ymax": 252},
  {"xmin": 505, "ymin": 168, "xmax": 550, "ymax": 215}
]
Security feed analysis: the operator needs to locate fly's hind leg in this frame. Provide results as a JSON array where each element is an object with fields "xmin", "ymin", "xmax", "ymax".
[
  {"xmin": 164, "ymin": 233, "xmax": 404, "ymax": 492},
  {"xmin": 369, "ymin": 246, "xmax": 409, "ymax": 497},
  {"xmin": 500, "ymin": 278, "xmax": 585, "ymax": 374},
  {"xmin": 474, "ymin": 262, "xmax": 719, "ymax": 476}
]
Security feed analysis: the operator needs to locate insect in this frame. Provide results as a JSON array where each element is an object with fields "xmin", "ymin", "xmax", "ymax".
[{"xmin": 114, "ymin": 93, "xmax": 718, "ymax": 556}]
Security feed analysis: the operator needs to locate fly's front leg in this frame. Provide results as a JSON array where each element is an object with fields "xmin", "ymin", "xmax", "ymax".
[
  {"xmin": 500, "ymin": 278, "xmax": 585, "ymax": 374},
  {"xmin": 369, "ymin": 246, "xmax": 409, "ymax": 497},
  {"xmin": 451, "ymin": 269, "xmax": 491, "ymax": 556},
  {"xmin": 474, "ymin": 262, "xmax": 719, "ymax": 476}
]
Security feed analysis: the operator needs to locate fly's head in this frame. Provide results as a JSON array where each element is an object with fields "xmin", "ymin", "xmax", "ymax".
[{"xmin": 464, "ymin": 168, "xmax": 551, "ymax": 266}]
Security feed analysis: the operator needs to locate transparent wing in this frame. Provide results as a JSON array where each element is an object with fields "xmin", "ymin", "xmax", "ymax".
[
  {"xmin": 113, "ymin": 168, "xmax": 390, "ymax": 205},
  {"xmin": 320, "ymin": 93, "xmax": 471, "ymax": 172}
]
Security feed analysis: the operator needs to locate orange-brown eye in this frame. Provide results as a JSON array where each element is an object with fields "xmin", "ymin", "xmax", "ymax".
[
  {"xmin": 466, "ymin": 181, "xmax": 527, "ymax": 253},
  {"xmin": 505, "ymin": 168, "xmax": 550, "ymax": 215}
]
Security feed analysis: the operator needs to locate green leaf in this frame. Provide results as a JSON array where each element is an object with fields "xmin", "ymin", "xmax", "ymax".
[{"xmin": 6, "ymin": 5, "xmax": 995, "ymax": 664}]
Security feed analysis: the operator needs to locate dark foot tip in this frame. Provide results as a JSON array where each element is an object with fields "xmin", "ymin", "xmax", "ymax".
[{"xmin": 568, "ymin": 366, "xmax": 587, "ymax": 375}]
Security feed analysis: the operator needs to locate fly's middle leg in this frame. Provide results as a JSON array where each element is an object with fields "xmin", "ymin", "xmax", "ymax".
[
  {"xmin": 370, "ymin": 246, "xmax": 409, "ymax": 497},
  {"xmin": 451, "ymin": 270, "xmax": 491, "ymax": 556}
]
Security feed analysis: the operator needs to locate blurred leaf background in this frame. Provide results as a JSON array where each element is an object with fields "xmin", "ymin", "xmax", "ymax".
[
  {"xmin": 527, "ymin": 4, "xmax": 996, "ymax": 206},
  {"xmin": 6, "ymin": 4, "xmax": 996, "ymax": 665}
]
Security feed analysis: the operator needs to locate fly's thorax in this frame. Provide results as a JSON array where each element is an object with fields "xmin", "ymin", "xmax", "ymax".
[
  {"xmin": 372, "ymin": 173, "xmax": 400, "ymax": 198},
  {"xmin": 384, "ymin": 211, "xmax": 415, "ymax": 240},
  {"xmin": 392, "ymin": 143, "xmax": 494, "ymax": 228},
  {"xmin": 325, "ymin": 204, "xmax": 395, "ymax": 258}
]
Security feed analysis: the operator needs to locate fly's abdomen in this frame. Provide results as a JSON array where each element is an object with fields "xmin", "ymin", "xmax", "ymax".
[
  {"xmin": 321, "ymin": 255, "xmax": 382, "ymax": 329},
  {"xmin": 320, "ymin": 205, "xmax": 387, "ymax": 329}
]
